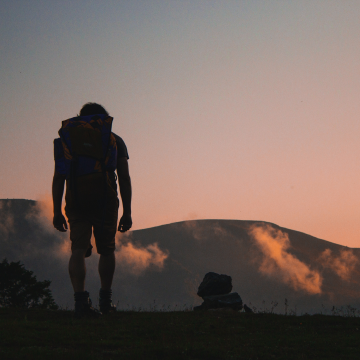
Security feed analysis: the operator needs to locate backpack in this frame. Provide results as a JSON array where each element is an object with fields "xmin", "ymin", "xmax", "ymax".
[{"xmin": 54, "ymin": 114, "xmax": 117, "ymax": 209}]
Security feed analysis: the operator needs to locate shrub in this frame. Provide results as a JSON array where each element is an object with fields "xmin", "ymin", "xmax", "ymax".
[{"xmin": 0, "ymin": 259, "xmax": 58, "ymax": 310}]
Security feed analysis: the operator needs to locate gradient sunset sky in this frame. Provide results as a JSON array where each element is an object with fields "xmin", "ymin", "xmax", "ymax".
[{"xmin": 1, "ymin": 1, "xmax": 360, "ymax": 247}]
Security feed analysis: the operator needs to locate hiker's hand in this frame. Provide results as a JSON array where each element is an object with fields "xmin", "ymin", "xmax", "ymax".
[
  {"xmin": 53, "ymin": 213, "xmax": 68, "ymax": 232},
  {"xmin": 118, "ymin": 213, "xmax": 132, "ymax": 233}
]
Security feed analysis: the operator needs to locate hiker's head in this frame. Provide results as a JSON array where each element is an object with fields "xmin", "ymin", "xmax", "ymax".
[{"xmin": 79, "ymin": 103, "xmax": 109, "ymax": 117}]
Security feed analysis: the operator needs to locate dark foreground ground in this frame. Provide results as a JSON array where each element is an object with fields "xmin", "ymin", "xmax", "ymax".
[{"xmin": 0, "ymin": 308, "xmax": 359, "ymax": 360}]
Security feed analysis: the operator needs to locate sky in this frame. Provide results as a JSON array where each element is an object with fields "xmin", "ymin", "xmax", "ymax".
[{"xmin": 1, "ymin": 0, "xmax": 360, "ymax": 247}]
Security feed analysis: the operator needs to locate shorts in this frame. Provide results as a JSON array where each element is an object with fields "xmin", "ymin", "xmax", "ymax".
[{"xmin": 65, "ymin": 197, "xmax": 119, "ymax": 256}]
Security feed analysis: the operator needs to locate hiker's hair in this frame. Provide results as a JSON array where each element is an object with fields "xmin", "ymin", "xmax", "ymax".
[{"xmin": 79, "ymin": 103, "xmax": 109, "ymax": 117}]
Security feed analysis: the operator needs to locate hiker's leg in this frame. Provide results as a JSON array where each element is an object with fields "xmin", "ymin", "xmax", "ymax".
[
  {"xmin": 98, "ymin": 252, "xmax": 115, "ymax": 290},
  {"xmin": 69, "ymin": 249, "xmax": 87, "ymax": 292},
  {"xmin": 65, "ymin": 211, "xmax": 92, "ymax": 293},
  {"xmin": 93, "ymin": 196, "xmax": 118, "ymax": 292}
]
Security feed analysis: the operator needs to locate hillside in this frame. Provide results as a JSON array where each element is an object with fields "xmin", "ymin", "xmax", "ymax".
[{"xmin": 1, "ymin": 199, "xmax": 360, "ymax": 313}]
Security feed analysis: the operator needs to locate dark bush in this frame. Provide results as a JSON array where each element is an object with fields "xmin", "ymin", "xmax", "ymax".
[{"xmin": 0, "ymin": 259, "xmax": 58, "ymax": 310}]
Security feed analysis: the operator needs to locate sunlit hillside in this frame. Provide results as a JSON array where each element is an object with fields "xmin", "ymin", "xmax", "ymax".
[{"xmin": 1, "ymin": 199, "xmax": 360, "ymax": 313}]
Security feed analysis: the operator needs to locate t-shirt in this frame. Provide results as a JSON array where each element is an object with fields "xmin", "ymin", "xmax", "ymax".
[
  {"xmin": 108, "ymin": 132, "xmax": 129, "ymax": 194},
  {"xmin": 112, "ymin": 132, "xmax": 129, "ymax": 160}
]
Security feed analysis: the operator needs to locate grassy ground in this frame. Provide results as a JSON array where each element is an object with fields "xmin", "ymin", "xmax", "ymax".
[{"xmin": 0, "ymin": 308, "xmax": 360, "ymax": 360}]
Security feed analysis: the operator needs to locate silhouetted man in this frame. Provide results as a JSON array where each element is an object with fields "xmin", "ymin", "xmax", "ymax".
[{"xmin": 52, "ymin": 103, "xmax": 132, "ymax": 317}]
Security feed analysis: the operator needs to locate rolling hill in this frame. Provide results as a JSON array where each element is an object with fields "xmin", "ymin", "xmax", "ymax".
[{"xmin": 1, "ymin": 199, "xmax": 360, "ymax": 314}]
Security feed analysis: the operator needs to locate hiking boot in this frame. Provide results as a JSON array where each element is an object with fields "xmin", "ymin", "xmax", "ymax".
[
  {"xmin": 99, "ymin": 288, "xmax": 117, "ymax": 314},
  {"xmin": 74, "ymin": 291, "xmax": 102, "ymax": 318}
]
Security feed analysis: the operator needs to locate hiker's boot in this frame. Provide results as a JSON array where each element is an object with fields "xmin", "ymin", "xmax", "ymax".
[
  {"xmin": 74, "ymin": 291, "xmax": 102, "ymax": 318},
  {"xmin": 99, "ymin": 288, "xmax": 117, "ymax": 314}
]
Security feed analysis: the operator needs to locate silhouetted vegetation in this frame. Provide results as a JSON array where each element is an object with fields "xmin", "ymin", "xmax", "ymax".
[
  {"xmin": 0, "ymin": 259, "xmax": 58, "ymax": 310},
  {"xmin": 0, "ymin": 308, "xmax": 360, "ymax": 359}
]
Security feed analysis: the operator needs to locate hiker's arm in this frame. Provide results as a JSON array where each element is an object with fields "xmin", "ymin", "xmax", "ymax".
[
  {"xmin": 52, "ymin": 170, "xmax": 68, "ymax": 232},
  {"xmin": 117, "ymin": 157, "xmax": 132, "ymax": 232}
]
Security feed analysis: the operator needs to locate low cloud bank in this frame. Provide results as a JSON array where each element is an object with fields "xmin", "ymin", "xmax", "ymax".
[
  {"xmin": 26, "ymin": 194, "xmax": 69, "ymax": 258},
  {"xmin": 0, "ymin": 200, "xmax": 14, "ymax": 239},
  {"xmin": 319, "ymin": 248, "xmax": 358, "ymax": 280},
  {"xmin": 116, "ymin": 241, "xmax": 168, "ymax": 275},
  {"xmin": 248, "ymin": 224, "xmax": 323, "ymax": 295},
  {"xmin": 182, "ymin": 220, "xmax": 232, "ymax": 241},
  {"xmin": 28, "ymin": 194, "xmax": 170, "ymax": 272},
  {"xmin": 0, "ymin": 198, "xmax": 171, "ymax": 308}
]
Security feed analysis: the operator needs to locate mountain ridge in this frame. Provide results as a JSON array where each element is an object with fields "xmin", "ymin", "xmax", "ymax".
[{"xmin": 1, "ymin": 199, "xmax": 360, "ymax": 313}]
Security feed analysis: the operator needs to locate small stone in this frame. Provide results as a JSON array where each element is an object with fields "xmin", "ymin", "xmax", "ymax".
[
  {"xmin": 198, "ymin": 292, "xmax": 243, "ymax": 311},
  {"xmin": 197, "ymin": 272, "xmax": 233, "ymax": 297},
  {"xmin": 208, "ymin": 307, "xmax": 237, "ymax": 312}
]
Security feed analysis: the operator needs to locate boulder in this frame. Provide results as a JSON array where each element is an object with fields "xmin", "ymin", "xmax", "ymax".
[
  {"xmin": 194, "ymin": 292, "xmax": 243, "ymax": 311},
  {"xmin": 197, "ymin": 272, "xmax": 232, "ymax": 298}
]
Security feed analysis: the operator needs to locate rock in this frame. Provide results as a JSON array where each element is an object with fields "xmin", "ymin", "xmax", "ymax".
[
  {"xmin": 208, "ymin": 307, "xmax": 237, "ymax": 312},
  {"xmin": 194, "ymin": 292, "xmax": 243, "ymax": 311},
  {"xmin": 244, "ymin": 304, "xmax": 254, "ymax": 313},
  {"xmin": 197, "ymin": 272, "xmax": 233, "ymax": 298}
]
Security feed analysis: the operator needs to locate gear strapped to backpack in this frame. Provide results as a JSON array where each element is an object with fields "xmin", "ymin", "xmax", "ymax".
[{"xmin": 54, "ymin": 114, "xmax": 117, "ymax": 211}]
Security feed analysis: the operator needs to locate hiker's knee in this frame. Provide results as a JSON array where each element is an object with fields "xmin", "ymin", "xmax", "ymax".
[
  {"xmin": 71, "ymin": 248, "xmax": 87, "ymax": 258},
  {"xmin": 98, "ymin": 248, "xmax": 115, "ymax": 257}
]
